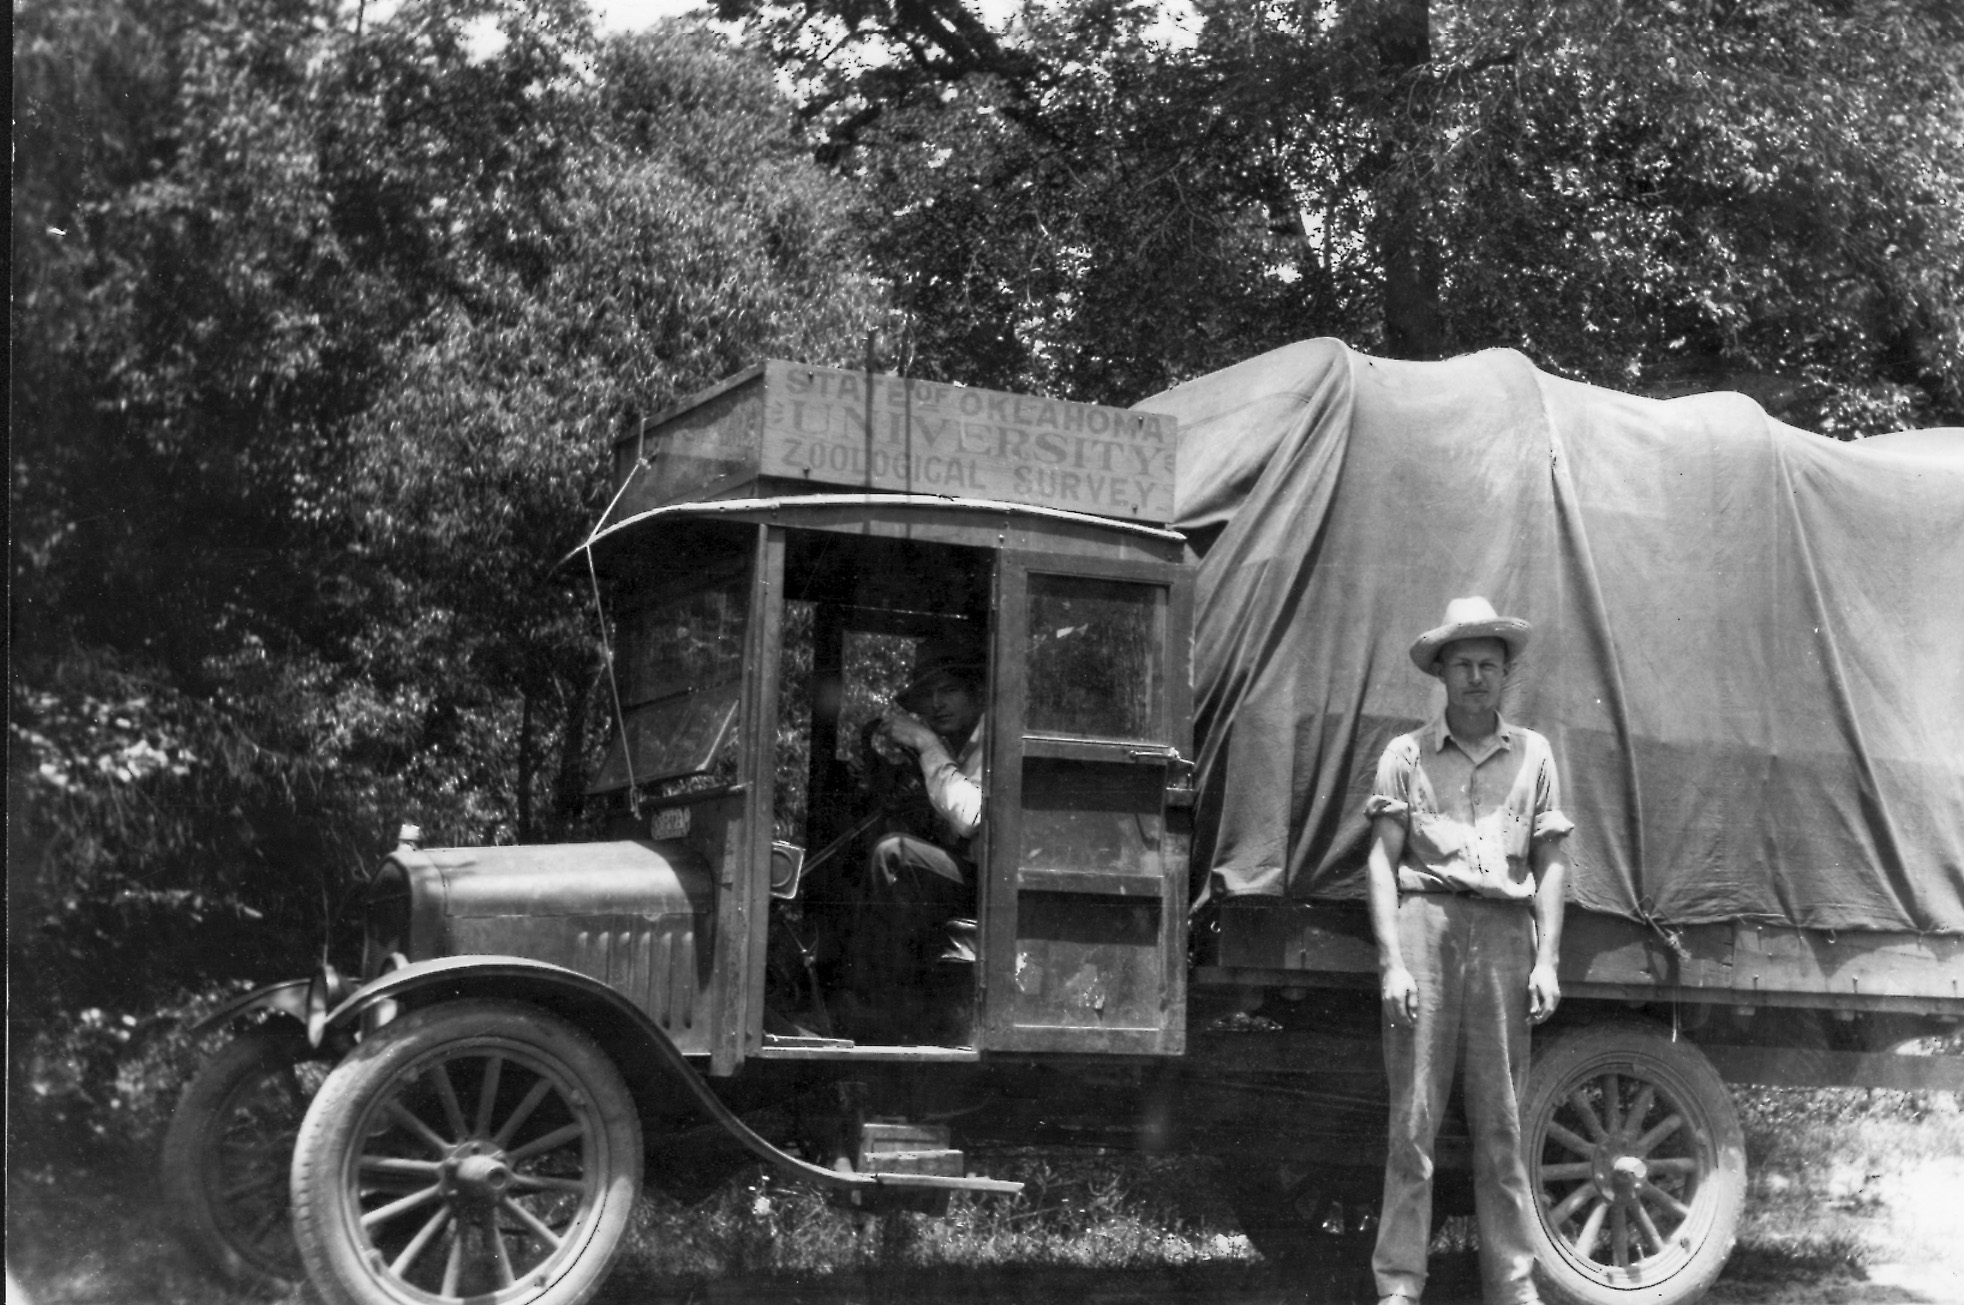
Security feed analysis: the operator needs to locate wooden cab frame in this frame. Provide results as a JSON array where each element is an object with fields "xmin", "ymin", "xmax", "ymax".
[{"xmin": 584, "ymin": 494, "xmax": 1193, "ymax": 1072}]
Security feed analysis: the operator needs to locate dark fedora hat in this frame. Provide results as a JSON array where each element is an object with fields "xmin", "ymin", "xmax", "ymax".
[{"xmin": 896, "ymin": 635, "xmax": 987, "ymax": 712}]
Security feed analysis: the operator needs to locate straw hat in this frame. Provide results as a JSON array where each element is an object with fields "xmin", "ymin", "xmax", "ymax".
[{"xmin": 1409, "ymin": 596, "xmax": 1532, "ymax": 676}]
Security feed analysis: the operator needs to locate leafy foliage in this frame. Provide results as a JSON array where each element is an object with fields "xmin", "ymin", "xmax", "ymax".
[
  {"xmin": 748, "ymin": 0, "xmax": 1964, "ymax": 423},
  {"xmin": 1411, "ymin": 0, "xmax": 1964, "ymax": 432},
  {"xmin": 9, "ymin": 0, "xmax": 888, "ymax": 1142},
  {"xmin": 11, "ymin": 0, "xmax": 1963, "ymax": 1161},
  {"xmin": 831, "ymin": 9, "xmax": 1343, "ymax": 403}
]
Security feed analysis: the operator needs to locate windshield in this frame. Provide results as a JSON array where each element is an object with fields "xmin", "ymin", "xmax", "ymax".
[{"xmin": 590, "ymin": 563, "xmax": 749, "ymax": 791}]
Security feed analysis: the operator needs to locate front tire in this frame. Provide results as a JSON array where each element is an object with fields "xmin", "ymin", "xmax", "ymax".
[
  {"xmin": 1524, "ymin": 1022, "xmax": 1745, "ymax": 1305},
  {"xmin": 291, "ymin": 1000, "xmax": 642, "ymax": 1305},
  {"xmin": 162, "ymin": 1027, "xmax": 328, "ymax": 1289}
]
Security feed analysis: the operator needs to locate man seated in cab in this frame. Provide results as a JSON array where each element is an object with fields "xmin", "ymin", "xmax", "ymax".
[{"xmin": 862, "ymin": 637, "xmax": 987, "ymax": 1002}]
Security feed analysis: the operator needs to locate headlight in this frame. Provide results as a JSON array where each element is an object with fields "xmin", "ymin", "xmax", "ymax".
[
  {"xmin": 361, "ymin": 951, "xmax": 409, "ymax": 1039},
  {"xmin": 362, "ymin": 862, "xmax": 412, "ymax": 979},
  {"xmin": 305, "ymin": 962, "xmax": 349, "ymax": 1048}
]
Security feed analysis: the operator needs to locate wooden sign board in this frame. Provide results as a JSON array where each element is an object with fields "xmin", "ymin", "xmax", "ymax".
[
  {"xmin": 613, "ymin": 362, "xmax": 1180, "ymax": 526},
  {"xmin": 759, "ymin": 361, "xmax": 1178, "ymax": 521}
]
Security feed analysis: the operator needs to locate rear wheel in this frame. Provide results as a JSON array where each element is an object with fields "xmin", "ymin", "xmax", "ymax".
[
  {"xmin": 162, "ymin": 1027, "xmax": 328, "ymax": 1289},
  {"xmin": 291, "ymin": 1000, "xmax": 642, "ymax": 1305},
  {"xmin": 1524, "ymin": 1022, "xmax": 1745, "ymax": 1305}
]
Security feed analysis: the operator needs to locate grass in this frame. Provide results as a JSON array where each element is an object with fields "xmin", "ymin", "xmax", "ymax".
[
  {"xmin": 5, "ymin": 1160, "xmax": 283, "ymax": 1305},
  {"xmin": 4, "ymin": 1150, "xmax": 1259, "ymax": 1305},
  {"xmin": 8, "ymin": 1089, "xmax": 1961, "ymax": 1304},
  {"xmin": 598, "ymin": 1151, "xmax": 1264, "ymax": 1303},
  {"xmin": 1705, "ymin": 1087, "xmax": 1964, "ymax": 1304}
]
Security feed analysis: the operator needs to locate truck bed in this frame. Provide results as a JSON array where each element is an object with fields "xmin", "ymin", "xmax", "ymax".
[
  {"xmin": 1200, "ymin": 898, "xmax": 1963, "ymax": 1013},
  {"xmin": 1195, "ymin": 899, "xmax": 1963, "ymax": 1091}
]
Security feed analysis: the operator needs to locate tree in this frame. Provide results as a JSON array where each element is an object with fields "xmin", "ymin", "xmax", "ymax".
[
  {"xmin": 8, "ymin": 0, "xmax": 887, "ymax": 1127},
  {"xmin": 834, "ymin": 0, "xmax": 1374, "ymax": 403},
  {"xmin": 734, "ymin": 0, "xmax": 1964, "ymax": 427},
  {"xmin": 1385, "ymin": 0, "xmax": 1964, "ymax": 431},
  {"xmin": 342, "ymin": 24, "xmax": 888, "ymax": 844}
]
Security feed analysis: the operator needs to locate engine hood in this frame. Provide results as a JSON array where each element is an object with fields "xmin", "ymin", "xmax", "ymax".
[
  {"xmin": 379, "ymin": 838, "xmax": 715, "ymax": 920},
  {"xmin": 365, "ymin": 839, "xmax": 719, "ymax": 1050}
]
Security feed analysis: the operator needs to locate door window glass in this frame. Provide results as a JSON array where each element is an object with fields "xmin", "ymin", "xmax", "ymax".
[
  {"xmin": 1018, "ymin": 759, "xmax": 1164, "ymax": 876},
  {"xmin": 1025, "ymin": 574, "xmax": 1163, "ymax": 740}
]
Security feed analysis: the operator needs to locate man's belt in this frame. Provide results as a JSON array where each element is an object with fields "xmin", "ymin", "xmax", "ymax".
[{"xmin": 1399, "ymin": 884, "xmax": 1530, "ymax": 904}]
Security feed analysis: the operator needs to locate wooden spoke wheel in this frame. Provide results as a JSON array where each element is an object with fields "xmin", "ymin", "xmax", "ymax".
[
  {"xmin": 1524, "ymin": 1022, "xmax": 1745, "ymax": 1305},
  {"xmin": 292, "ymin": 1000, "xmax": 642, "ymax": 1305},
  {"xmin": 163, "ymin": 1027, "xmax": 329, "ymax": 1288}
]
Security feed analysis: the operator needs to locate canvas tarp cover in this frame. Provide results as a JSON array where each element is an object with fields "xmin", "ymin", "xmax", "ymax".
[{"xmin": 1144, "ymin": 339, "xmax": 1964, "ymax": 934}]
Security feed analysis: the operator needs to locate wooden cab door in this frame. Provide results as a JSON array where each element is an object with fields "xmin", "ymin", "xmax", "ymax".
[{"xmin": 980, "ymin": 552, "xmax": 1193, "ymax": 1055}]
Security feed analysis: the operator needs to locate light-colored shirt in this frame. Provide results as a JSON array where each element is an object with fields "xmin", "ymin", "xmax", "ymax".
[
  {"xmin": 917, "ymin": 715, "xmax": 985, "ymax": 846},
  {"xmin": 1364, "ymin": 714, "xmax": 1573, "ymax": 901}
]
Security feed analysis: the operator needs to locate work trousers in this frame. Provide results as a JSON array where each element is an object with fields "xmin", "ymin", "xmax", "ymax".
[
  {"xmin": 1373, "ymin": 893, "xmax": 1540, "ymax": 1305},
  {"xmin": 865, "ymin": 833, "xmax": 974, "ymax": 973}
]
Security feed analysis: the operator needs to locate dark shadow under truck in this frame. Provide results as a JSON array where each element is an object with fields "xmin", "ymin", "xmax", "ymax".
[{"xmin": 165, "ymin": 351, "xmax": 1964, "ymax": 1305}]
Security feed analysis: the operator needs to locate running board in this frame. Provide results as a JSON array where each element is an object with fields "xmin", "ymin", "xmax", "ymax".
[
  {"xmin": 756, "ymin": 1033, "xmax": 980, "ymax": 1063},
  {"xmin": 861, "ymin": 1170, "xmax": 1024, "ymax": 1195},
  {"xmin": 851, "ymin": 1122, "xmax": 1023, "ymax": 1197}
]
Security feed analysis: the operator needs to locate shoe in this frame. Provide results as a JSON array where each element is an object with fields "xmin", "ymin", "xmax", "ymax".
[{"xmin": 937, "ymin": 917, "xmax": 978, "ymax": 963}]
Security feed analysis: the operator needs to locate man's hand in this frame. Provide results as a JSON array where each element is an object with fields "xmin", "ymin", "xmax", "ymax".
[
  {"xmin": 880, "ymin": 708, "xmax": 939, "ymax": 755},
  {"xmin": 1528, "ymin": 962, "xmax": 1561, "ymax": 1024},
  {"xmin": 1380, "ymin": 965, "xmax": 1419, "ymax": 1030}
]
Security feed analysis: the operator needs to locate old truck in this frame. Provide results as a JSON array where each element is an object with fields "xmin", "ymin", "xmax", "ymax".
[{"xmin": 164, "ymin": 340, "xmax": 1964, "ymax": 1305}]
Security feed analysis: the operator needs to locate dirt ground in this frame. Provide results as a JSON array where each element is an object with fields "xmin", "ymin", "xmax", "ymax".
[
  {"xmin": 9, "ymin": 1207, "xmax": 1958, "ymax": 1305},
  {"xmin": 581, "ymin": 1261, "xmax": 1962, "ymax": 1305},
  {"xmin": 10, "ymin": 1109, "xmax": 1963, "ymax": 1305}
]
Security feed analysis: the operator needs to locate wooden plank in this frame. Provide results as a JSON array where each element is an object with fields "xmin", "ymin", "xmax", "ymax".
[
  {"xmin": 1017, "ymin": 867, "xmax": 1162, "ymax": 897},
  {"xmin": 611, "ymin": 370, "xmax": 767, "ymax": 520},
  {"xmin": 979, "ymin": 558, "xmax": 1031, "ymax": 1050},
  {"xmin": 1021, "ymin": 736, "xmax": 1163, "ymax": 762},
  {"xmin": 717, "ymin": 525, "xmax": 778, "ymax": 1075},
  {"xmin": 750, "ymin": 1043, "xmax": 982, "ymax": 1063},
  {"xmin": 1211, "ymin": 900, "xmax": 1378, "ymax": 974},
  {"xmin": 1558, "ymin": 913, "xmax": 1736, "ymax": 990},
  {"xmin": 995, "ymin": 1024, "xmax": 1169, "ymax": 1053},
  {"xmin": 1193, "ymin": 964, "xmax": 1376, "ymax": 994},
  {"xmin": 760, "ymin": 361, "xmax": 1178, "ymax": 522},
  {"xmin": 1701, "ymin": 1045, "xmax": 1964, "ymax": 1092},
  {"xmin": 611, "ymin": 364, "xmax": 765, "ymax": 487},
  {"xmin": 1730, "ymin": 923, "xmax": 1964, "ymax": 1004},
  {"xmin": 602, "ymin": 493, "xmax": 1188, "ymax": 565},
  {"xmin": 865, "ymin": 1172, "xmax": 1024, "ymax": 1195}
]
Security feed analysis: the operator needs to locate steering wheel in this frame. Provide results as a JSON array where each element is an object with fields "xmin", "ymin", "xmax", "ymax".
[{"xmin": 859, "ymin": 717, "xmax": 928, "ymax": 817}]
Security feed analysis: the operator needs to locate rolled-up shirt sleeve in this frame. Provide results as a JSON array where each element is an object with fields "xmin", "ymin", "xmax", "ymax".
[
  {"xmin": 1363, "ymin": 794, "xmax": 1410, "ymax": 822},
  {"xmin": 1364, "ymin": 736, "xmax": 1419, "ymax": 823},
  {"xmin": 1531, "ymin": 748, "xmax": 1575, "ymax": 843},
  {"xmin": 919, "ymin": 738, "xmax": 984, "ymax": 841}
]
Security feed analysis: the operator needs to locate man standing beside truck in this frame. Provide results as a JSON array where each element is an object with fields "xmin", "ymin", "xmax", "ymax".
[{"xmin": 1363, "ymin": 597, "xmax": 1572, "ymax": 1305}]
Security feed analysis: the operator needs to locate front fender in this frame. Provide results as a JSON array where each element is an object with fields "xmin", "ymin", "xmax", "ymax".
[
  {"xmin": 322, "ymin": 955, "xmax": 1020, "ymax": 1201},
  {"xmin": 320, "ymin": 954, "xmax": 659, "ymax": 1036},
  {"xmin": 190, "ymin": 978, "xmax": 310, "ymax": 1038},
  {"xmin": 318, "ymin": 955, "xmax": 885, "ymax": 1195}
]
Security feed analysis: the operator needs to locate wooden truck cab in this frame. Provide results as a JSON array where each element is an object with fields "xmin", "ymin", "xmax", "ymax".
[{"xmin": 581, "ymin": 363, "xmax": 1194, "ymax": 1072}]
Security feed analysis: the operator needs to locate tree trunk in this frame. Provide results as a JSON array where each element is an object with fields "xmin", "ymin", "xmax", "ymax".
[
  {"xmin": 1370, "ymin": 0, "xmax": 1447, "ymax": 360},
  {"xmin": 549, "ymin": 668, "xmax": 596, "ymax": 839},
  {"xmin": 517, "ymin": 686, "xmax": 536, "ymax": 843}
]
